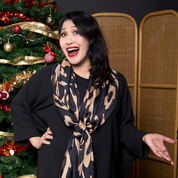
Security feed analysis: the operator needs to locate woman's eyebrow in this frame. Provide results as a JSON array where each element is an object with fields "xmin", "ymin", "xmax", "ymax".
[{"xmin": 61, "ymin": 26, "xmax": 76, "ymax": 31}]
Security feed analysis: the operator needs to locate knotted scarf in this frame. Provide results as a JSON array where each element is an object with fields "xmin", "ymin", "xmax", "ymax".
[{"xmin": 51, "ymin": 59, "xmax": 119, "ymax": 178}]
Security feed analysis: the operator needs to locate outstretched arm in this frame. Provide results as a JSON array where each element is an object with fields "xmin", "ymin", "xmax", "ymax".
[{"xmin": 142, "ymin": 133, "xmax": 176, "ymax": 165}]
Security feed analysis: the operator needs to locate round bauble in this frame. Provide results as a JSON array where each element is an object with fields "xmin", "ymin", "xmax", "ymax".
[
  {"xmin": 0, "ymin": 90, "xmax": 9, "ymax": 101},
  {"xmin": 3, "ymin": 42, "xmax": 13, "ymax": 52},
  {"xmin": 14, "ymin": 25, "xmax": 22, "ymax": 33},
  {"xmin": 46, "ymin": 15, "xmax": 55, "ymax": 25},
  {"xmin": 44, "ymin": 52, "xmax": 55, "ymax": 63}
]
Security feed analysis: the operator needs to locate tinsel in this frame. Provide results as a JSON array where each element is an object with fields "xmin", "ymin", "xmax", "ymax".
[
  {"xmin": 0, "ymin": 11, "xmax": 34, "ymax": 24},
  {"xmin": 0, "ymin": 70, "xmax": 36, "ymax": 93}
]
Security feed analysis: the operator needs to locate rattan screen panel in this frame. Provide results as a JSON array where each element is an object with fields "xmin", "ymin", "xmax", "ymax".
[
  {"xmin": 140, "ymin": 14, "xmax": 178, "ymax": 85},
  {"xmin": 93, "ymin": 13, "xmax": 138, "ymax": 116},
  {"xmin": 140, "ymin": 88, "xmax": 176, "ymax": 159},
  {"xmin": 138, "ymin": 10, "xmax": 178, "ymax": 178}
]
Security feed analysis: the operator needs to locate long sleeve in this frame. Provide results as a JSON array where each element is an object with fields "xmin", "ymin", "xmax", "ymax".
[
  {"xmin": 11, "ymin": 65, "xmax": 54, "ymax": 145},
  {"xmin": 117, "ymin": 73, "xmax": 150, "ymax": 177}
]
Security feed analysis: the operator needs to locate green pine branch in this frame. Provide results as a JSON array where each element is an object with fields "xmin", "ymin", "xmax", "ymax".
[
  {"xmin": 0, "ymin": 0, "xmax": 64, "ymax": 29},
  {"xmin": 0, "ymin": 150, "xmax": 37, "ymax": 178}
]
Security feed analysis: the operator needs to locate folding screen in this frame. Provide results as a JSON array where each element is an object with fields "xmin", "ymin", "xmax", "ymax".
[
  {"xmin": 93, "ymin": 12, "xmax": 138, "ymax": 178},
  {"xmin": 137, "ymin": 10, "xmax": 178, "ymax": 178}
]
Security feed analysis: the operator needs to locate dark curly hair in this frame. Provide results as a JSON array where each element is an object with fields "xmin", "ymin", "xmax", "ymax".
[{"xmin": 59, "ymin": 11, "xmax": 112, "ymax": 84}]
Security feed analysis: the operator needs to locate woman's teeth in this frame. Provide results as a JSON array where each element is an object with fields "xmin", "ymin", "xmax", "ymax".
[{"xmin": 67, "ymin": 48, "xmax": 79, "ymax": 57}]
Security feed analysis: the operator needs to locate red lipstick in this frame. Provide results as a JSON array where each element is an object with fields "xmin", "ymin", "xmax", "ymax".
[{"xmin": 66, "ymin": 47, "xmax": 79, "ymax": 57}]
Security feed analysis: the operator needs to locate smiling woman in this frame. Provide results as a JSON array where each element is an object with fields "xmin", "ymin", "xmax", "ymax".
[
  {"xmin": 58, "ymin": 11, "xmax": 113, "ymax": 83},
  {"xmin": 10, "ymin": 11, "xmax": 176, "ymax": 178},
  {"xmin": 59, "ymin": 19, "xmax": 91, "ymax": 77}
]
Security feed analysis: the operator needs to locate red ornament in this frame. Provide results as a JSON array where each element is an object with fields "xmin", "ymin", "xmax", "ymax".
[
  {"xmin": 44, "ymin": 52, "xmax": 55, "ymax": 63},
  {"xmin": 43, "ymin": 42, "xmax": 56, "ymax": 63},
  {"xmin": 13, "ymin": 25, "xmax": 21, "ymax": 33},
  {"xmin": 0, "ymin": 90, "xmax": 9, "ymax": 100}
]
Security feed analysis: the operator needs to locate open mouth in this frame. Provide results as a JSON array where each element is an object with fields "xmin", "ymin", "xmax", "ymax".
[{"xmin": 67, "ymin": 47, "xmax": 79, "ymax": 57}]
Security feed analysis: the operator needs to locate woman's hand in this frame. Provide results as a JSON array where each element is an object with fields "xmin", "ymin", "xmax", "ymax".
[
  {"xmin": 29, "ymin": 127, "xmax": 53, "ymax": 149},
  {"xmin": 142, "ymin": 133, "xmax": 176, "ymax": 165}
]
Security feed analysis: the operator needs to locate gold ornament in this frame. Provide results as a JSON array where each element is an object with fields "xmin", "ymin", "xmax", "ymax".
[
  {"xmin": 3, "ymin": 41, "xmax": 13, "ymax": 52},
  {"xmin": 46, "ymin": 5, "xmax": 55, "ymax": 25},
  {"xmin": 46, "ymin": 14, "xmax": 55, "ymax": 25}
]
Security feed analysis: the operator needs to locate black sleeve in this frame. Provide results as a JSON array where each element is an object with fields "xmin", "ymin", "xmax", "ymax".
[
  {"xmin": 117, "ymin": 73, "xmax": 150, "ymax": 177},
  {"xmin": 10, "ymin": 65, "xmax": 53, "ymax": 145}
]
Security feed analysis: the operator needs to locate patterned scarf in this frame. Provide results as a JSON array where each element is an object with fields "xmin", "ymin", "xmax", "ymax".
[{"xmin": 51, "ymin": 59, "xmax": 119, "ymax": 178}]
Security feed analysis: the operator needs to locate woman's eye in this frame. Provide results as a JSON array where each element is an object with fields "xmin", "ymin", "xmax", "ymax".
[
  {"xmin": 60, "ymin": 33, "xmax": 66, "ymax": 37},
  {"xmin": 73, "ymin": 31, "xmax": 78, "ymax": 35}
]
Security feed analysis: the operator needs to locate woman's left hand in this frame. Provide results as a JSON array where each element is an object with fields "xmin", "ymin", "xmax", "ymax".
[{"xmin": 142, "ymin": 133, "xmax": 176, "ymax": 165}]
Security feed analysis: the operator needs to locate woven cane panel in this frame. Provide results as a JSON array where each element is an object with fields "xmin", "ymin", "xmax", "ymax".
[
  {"xmin": 141, "ymin": 14, "xmax": 178, "ymax": 85},
  {"xmin": 94, "ymin": 16, "xmax": 136, "ymax": 84},
  {"xmin": 139, "ymin": 88, "xmax": 176, "ymax": 159},
  {"xmin": 138, "ymin": 159, "xmax": 174, "ymax": 178}
]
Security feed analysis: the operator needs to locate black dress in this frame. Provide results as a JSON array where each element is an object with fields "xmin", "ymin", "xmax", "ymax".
[{"xmin": 10, "ymin": 64, "xmax": 149, "ymax": 178}]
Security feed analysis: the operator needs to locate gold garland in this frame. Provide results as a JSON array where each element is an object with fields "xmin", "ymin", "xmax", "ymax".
[
  {"xmin": 0, "ymin": 131, "xmax": 14, "ymax": 137},
  {"xmin": 0, "ymin": 56, "xmax": 45, "ymax": 65},
  {"xmin": 0, "ymin": 22, "xmax": 60, "ymax": 40},
  {"xmin": 0, "ymin": 70, "xmax": 35, "ymax": 93},
  {"xmin": 17, "ymin": 174, "xmax": 37, "ymax": 178}
]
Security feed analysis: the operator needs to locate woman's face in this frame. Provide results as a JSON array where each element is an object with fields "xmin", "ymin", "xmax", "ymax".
[{"xmin": 60, "ymin": 19, "xmax": 91, "ymax": 68}]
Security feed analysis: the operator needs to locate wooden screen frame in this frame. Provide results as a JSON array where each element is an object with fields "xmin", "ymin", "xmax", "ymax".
[{"xmin": 137, "ymin": 9, "xmax": 178, "ymax": 178}]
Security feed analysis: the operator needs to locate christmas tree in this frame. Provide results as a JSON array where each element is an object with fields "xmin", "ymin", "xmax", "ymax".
[{"xmin": 0, "ymin": 0, "xmax": 64, "ymax": 177}]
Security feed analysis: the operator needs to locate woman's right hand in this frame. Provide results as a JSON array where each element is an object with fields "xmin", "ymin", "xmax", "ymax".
[{"xmin": 29, "ymin": 127, "xmax": 53, "ymax": 149}]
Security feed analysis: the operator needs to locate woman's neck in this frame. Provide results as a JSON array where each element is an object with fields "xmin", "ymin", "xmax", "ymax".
[
  {"xmin": 72, "ymin": 62, "xmax": 91, "ymax": 79},
  {"xmin": 73, "ymin": 67, "xmax": 90, "ymax": 79}
]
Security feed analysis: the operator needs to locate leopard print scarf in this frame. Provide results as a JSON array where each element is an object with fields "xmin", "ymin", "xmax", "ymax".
[{"xmin": 51, "ymin": 59, "xmax": 119, "ymax": 178}]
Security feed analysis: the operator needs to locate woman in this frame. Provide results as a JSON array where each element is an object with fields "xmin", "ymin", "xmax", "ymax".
[{"xmin": 11, "ymin": 11, "xmax": 175, "ymax": 178}]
